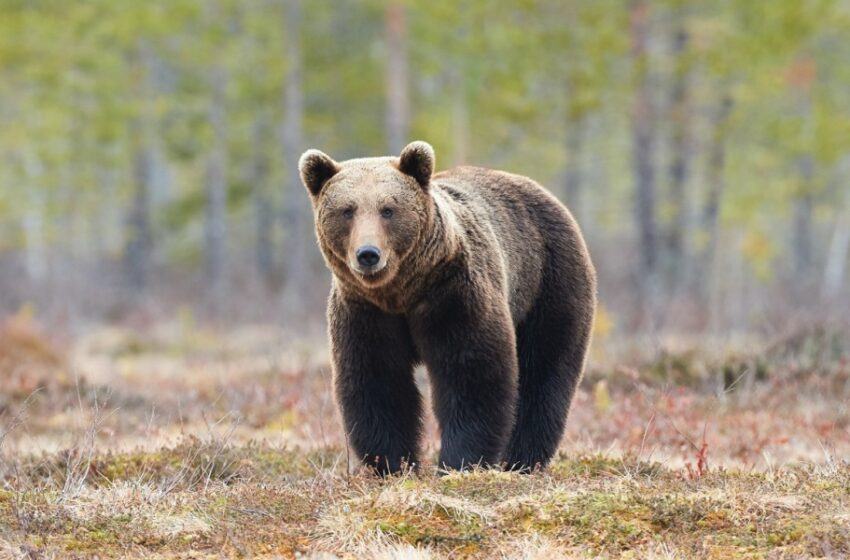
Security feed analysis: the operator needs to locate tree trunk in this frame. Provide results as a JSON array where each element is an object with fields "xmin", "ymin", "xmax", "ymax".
[
  {"xmin": 251, "ymin": 113, "xmax": 274, "ymax": 284},
  {"xmin": 385, "ymin": 2, "xmax": 409, "ymax": 154},
  {"xmin": 449, "ymin": 6, "xmax": 469, "ymax": 166},
  {"xmin": 94, "ymin": 164, "xmax": 120, "ymax": 260},
  {"xmin": 281, "ymin": 0, "xmax": 310, "ymax": 309},
  {"xmin": 821, "ymin": 201, "xmax": 850, "ymax": 302},
  {"xmin": 331, "ymin": 2, "xmax": 355, "ymax": 158},
  {"xmin": 700, "ymin": 96, "xmax": 733, "ymax": 331},
  {"xmin": 126, "ymin": 128, "xmax": 154, "ymax": 295},
  {"xmin": 204, "ymin": 63, "xmax": 228, "ymax": 302},
  {"xmin": 124, "ymin": 43, "xmax": 156, "ymax": 297},
  {"xmin": 630, "ymin": 0, "xmax": 658, "ymax": 326},
  {"xmin": 789, "ymin": 55, "xmax": 817, "ymax": 287},
  {"xmin": 22, "ymin": 152, "xmax": 47, "ymax": 285},
  {"xmin": 562, "ymin": 110, "xmax": 585, "ymax": 224},
  {"xmin": 666, "ymin": 18, "xmax": 691, "ymax": 292},
  {"xmin": 451, "ymin": 66, "xmax": 469, "ymax": 166},
  {"xmin": 792, "ymin": 105, "xmax": 815, "ymax": 287},
  {"xmin": 792, "ymin": 183, "xmax": 814, "ymax": 277}
]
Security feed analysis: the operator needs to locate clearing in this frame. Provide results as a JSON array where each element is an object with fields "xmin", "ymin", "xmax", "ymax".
[{"xmin": 1, "ymin": 314, "xmax": 848, "ymax": 558}]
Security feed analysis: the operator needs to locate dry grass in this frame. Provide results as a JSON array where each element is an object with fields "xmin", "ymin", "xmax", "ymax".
[
  {"xmin": 2, "ymin": 444, "xmax": 849, "ymax": 558},
  {"xmin": 1, "ymin": 314, "xmax": 849, "ymax": 558}
]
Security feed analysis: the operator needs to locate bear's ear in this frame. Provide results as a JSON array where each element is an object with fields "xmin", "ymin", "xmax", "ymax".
[
  {"xmin": 397, "ymin": 141, "xmax": 435, "ymax": 189},
  {"xmin": 299, "ymin": 149, "xmax": 340, "ymax": 198}
]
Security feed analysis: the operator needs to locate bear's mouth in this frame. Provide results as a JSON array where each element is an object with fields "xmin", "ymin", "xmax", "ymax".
[{"xmin": 350, "ymin": 260, "xmax": 391, "ymax": 285}]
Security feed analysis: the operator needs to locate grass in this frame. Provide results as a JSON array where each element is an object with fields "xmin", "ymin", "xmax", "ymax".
[
  {"xmin": 1, "ymin": 313, "xmax": 849, "ymax": 558},
  {"xmin": 2, "ymin": 444, "xmax": 849, "ymax": 558}
]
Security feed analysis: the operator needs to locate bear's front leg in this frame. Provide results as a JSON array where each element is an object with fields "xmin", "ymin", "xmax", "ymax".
[
  {"xmin": 328, "ymin": 291, "xmax": 423, "ymax": 476},
  {"xmin": 412, "ymin": 288, "xmax": 518, "ymax": 471}
]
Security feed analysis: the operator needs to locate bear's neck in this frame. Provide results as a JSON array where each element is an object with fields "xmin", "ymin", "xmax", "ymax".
[{"xmin": 335, "ymin": 189, "xmax": 460, "ymax": 315}]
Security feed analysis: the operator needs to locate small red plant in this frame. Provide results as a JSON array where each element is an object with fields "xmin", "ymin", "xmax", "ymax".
[{"xmin": 685, "ymin": 424, "xmax": 709, "ymax": 480}]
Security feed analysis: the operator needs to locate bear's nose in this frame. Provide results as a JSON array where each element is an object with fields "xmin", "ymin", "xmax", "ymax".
[{"xmin": 356, "ymin": 245, "xmax": 381, "ymax": 267}]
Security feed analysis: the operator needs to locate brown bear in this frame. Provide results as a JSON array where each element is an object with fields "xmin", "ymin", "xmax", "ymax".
[{"xmin": 299, "ymin": 141, "xmax": 596, "ymax": 474}]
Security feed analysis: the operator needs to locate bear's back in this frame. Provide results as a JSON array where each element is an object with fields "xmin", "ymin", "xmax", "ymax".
[{"xmin": 431, "ymin": 166, "xmax": 582, "ymax": 325}]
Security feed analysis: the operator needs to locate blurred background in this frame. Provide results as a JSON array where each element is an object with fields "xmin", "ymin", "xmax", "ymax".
[
  {"xmin": 2, "ymin": 0, "xmax": 850, "ymax": 337},
  {"xmin": 1, "ymin": 0, "xmax": 850, "ymax": 473}
]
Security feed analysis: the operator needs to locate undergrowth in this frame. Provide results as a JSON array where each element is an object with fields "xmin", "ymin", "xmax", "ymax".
[{"xmin": 1, "ymin": 441, "xmax": 849, "ymax": 559}]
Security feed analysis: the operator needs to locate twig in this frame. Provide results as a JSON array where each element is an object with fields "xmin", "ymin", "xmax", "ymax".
[
  {"xmin": 60, "ymin": 380, "xmax": 117, "ymax": 501},
  {"xmin": 0, "ymin": 388, "xmax": 41, "ymax": 453}
]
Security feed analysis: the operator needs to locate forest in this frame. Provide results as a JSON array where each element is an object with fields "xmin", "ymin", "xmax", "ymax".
[
  {"xmin": 2, "ymin": 0, "xmax": 848, "ymax": 334},
  {"xmin": 2, "ymin": 1, "xmax": 850, "ymax": 558}
]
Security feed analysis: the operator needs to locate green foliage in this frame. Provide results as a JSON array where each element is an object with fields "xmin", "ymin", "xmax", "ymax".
[{"xmin": 0, "ymin": 0, "xmax": 848, "ymax": 290}]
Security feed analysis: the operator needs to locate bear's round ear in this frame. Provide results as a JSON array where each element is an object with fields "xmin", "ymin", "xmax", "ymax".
[
  {"xmin": 299, "ymin": 149, "xmax": 340, "ymax": 198},
  {"xmin": 398, "ymin": 141, "xmax": 435, "ymax": 189}
]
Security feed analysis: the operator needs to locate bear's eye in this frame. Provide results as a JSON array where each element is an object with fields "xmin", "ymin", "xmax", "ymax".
[
  {"xmin": 342, "ymin": 208, "xmax": 354, "ymax": 220},
  {"xmin": 380, "ymin": 207, "xmax": 394, "ymax": 219}
]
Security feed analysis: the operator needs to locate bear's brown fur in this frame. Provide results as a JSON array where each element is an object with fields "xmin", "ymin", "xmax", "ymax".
[{"xmin": 300, "ymin": 141, "xmax": 596, "ymax": 473}]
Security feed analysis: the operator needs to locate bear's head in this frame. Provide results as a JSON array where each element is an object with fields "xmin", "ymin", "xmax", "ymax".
[{"xmin": 299, "ymin": 141, "xmax": 435, "ymax": 289}]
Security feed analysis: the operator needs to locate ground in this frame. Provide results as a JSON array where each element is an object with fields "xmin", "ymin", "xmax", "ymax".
[{"xmin": 1, "ymin": 310, "xmax": 849, "ymax": 559}]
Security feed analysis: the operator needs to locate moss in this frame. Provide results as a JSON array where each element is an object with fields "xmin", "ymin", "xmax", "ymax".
[
  {"xmin": 371, "ymin": 507, "xmax": 484, "ymax": 553},
  {"xmin": 550, "ymin": 454, "xmax": 663, "ymax": 480},
  {"xmin": 644, "ymin": 494, "xmax": 733, "ymax": 532},
  {"xmin": 553, "ymin": 492, "xmax": 653, "ymax": 552},
  {"xmin": 801, "ymin": 520, "xmax": 850, "ymax": 556},
  {"xmin": 437, "ymin": 469, "xmax": 534, "ymax": 504},
  {"xmin": 720, "ymin": 356, "xmax": 769, "ymax": 391},
  {"xmin": 223, "ymin": 484, "xmax": 317, "ymax": 524},
  {"xmin": 264, "ymin": 410, "xmax": 301, "ymax": 432},
  {"xmin": 647, "ymin": 349, "xmax": 706, "ymax": 386},
  {"xmin": 54, "ymin": 440, "xmax": 348, "ymax": 491},
  {"xmin": 5, "ymin": 444, "xmax": 850, "ymax": 558}
]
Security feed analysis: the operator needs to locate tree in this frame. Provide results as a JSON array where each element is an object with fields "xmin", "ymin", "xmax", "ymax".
[
  {"xmin": 204, "ymin": 60, "xmax": 229, "ymax": 302},
  {"xmin": 201, "ymin": 0, "xmax": 232, "ymax": 304},
  {"xmin": 700, "ymin": 95, "xmax": 733, "ymax": 330},
  {"xmin": 630, "ymin": 0, "xmax": 659, "ymax": 324},
  {"xmin": 822, "ymin": 191, "xmax": 850, "ymax": 302},
  {"xmin": 281, "ymin": 0, "xmax": 310, "ymax": 309},
  {"xmin": 384, "ymin": 2, "xmax": 410, "ymax": 154},
  {"xmin": 250, "ymin": 111, "xmax": 275, "ymax": 283},
  {"xmin": 664, "ymin": 3, "xmax": 692, "ymax": 293},
  {"xmin": 1, "ymin": 0, "xmax": 848, "ymax": 330}
]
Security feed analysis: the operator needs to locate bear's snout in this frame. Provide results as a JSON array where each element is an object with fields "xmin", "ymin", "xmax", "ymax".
[{"xmin": 355, "ymin": 245, "xmax": 382, "ymax": 268}]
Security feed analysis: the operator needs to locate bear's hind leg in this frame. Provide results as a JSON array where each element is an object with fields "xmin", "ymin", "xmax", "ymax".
[{"xmin": 504, "ymin": 252, "xmax": 595, "ymax": 472}]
